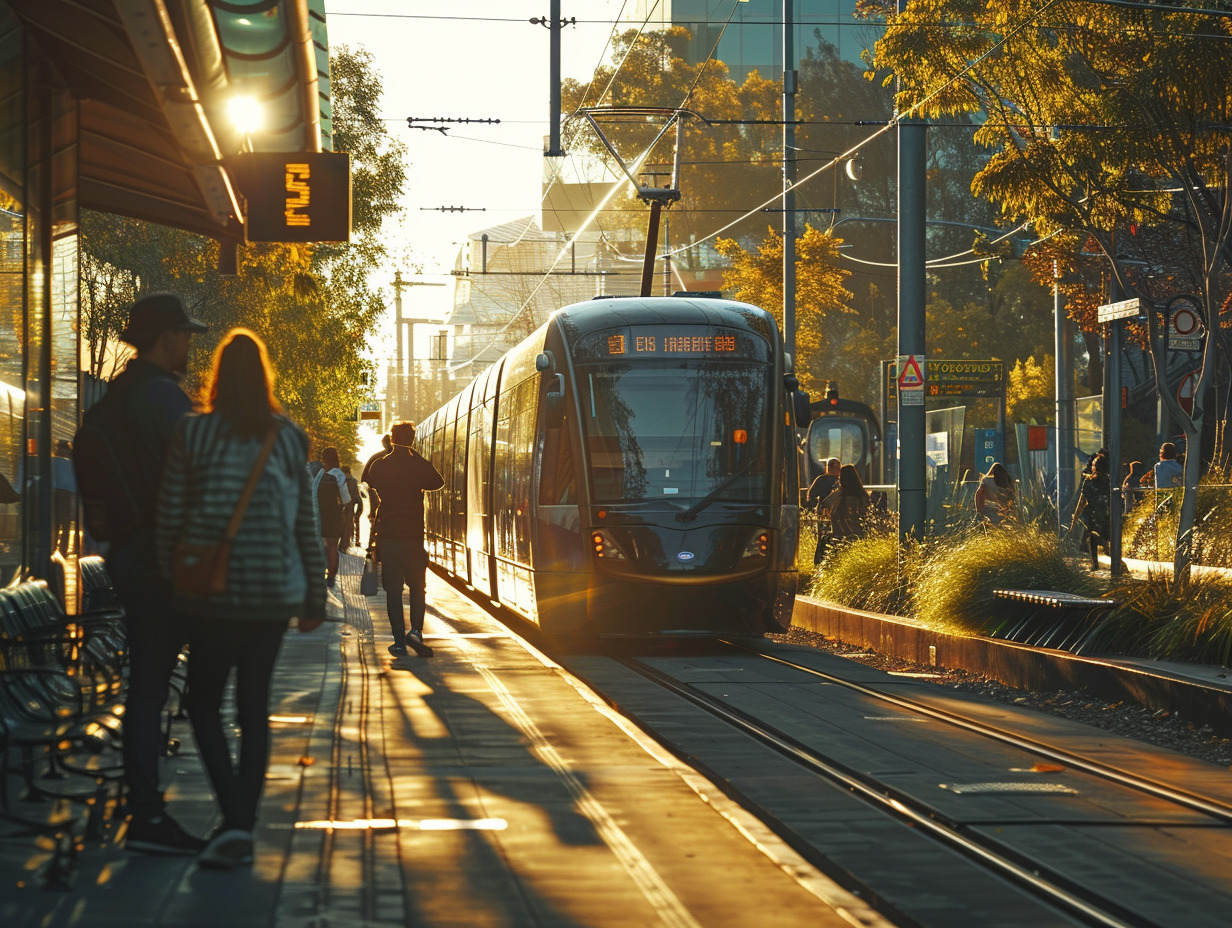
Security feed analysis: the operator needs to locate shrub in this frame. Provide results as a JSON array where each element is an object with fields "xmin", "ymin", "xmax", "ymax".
[
  {"xmin": 808, "ymin": 531, "xmax": 918, "ymax": 617},
  {"xmin": 914, "ymin": 524, "xmax": 1098, "ymax": 634},
  {"xmin": 1087, "ymin": 572, "xmax": 1232, "ymax": 664}
]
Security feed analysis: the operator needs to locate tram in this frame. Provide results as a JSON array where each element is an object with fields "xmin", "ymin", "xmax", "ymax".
[
  {"xmin": 802, "ymin": 388, "xmax": 882, "ymax": 487},
  {"xmin": 414, "ymin": 295, "xmax": 809, "ymax": 637}
]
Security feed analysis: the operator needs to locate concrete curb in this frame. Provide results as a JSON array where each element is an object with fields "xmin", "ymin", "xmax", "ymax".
[{"xmin": 791, "ymin": 596, "xmax": 1232, "ymax": 738}]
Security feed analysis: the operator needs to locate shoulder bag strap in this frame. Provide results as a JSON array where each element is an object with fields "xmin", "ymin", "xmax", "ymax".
[{"xmin": 222, "ymin": 424, "xmax": 281, "ymax": 543}]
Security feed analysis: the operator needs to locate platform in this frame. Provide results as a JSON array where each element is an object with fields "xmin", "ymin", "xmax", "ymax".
[{"xmin": 0, "ymin": 554, "xmax": 882, "ymax": 928}]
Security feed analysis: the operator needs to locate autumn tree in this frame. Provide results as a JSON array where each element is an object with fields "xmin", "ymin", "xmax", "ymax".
[
  {"xmin": 872, "ymin": 0, "xmax": 1232, "ymax": 579},
  {"xmin": 716, "ymin": 225, "xmax": 854, "ymax": 396}
]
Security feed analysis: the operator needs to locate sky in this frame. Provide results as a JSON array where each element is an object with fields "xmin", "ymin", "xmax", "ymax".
[{"xmin": 324, "ymin": 1, "xmax": 631, "ymax": 370}]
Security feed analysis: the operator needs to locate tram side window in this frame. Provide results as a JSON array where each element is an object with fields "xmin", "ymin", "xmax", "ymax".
[
  {"xmin": 512, "ymin": 378, "xmax": 536, "ymax": 565},
  {"xmin": 493, "ymin": 393, "xmax": 515, "ymax": 560},
  {"xmin": 538, "ymin": 412, "xmax": 575, "ymax": 506}
]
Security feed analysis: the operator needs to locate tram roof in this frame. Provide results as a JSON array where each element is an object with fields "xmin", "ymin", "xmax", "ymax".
[{"xmin": 551, "ymin": 296, "xmax": 777, "ymax": 339}]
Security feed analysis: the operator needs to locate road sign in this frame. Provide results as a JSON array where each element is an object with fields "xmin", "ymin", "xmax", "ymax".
[
  {"xmin": 886, "ymin": 359, "xmax": 1004, "ymax": 402},
  {"xmin": 1178, "ymin": 371, "xmax": 1198, "ymax": 416},
  {"xmin": 897, "ymin": 354, "xmax": 925, "ymax": 406},
  {"xmin": 1097, "ymin": 297, "xmax": 1140, "ymax": 323},
  {"xmin": 1166, "ymin": 296, "xmax": 1204, "ymax": 352},
  {"xmin": 358, "ymin": 400, "xmax": 381, "ymax": 421}
]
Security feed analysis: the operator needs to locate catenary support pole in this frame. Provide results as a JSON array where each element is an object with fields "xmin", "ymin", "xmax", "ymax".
[
  {"xmin": 782, "ymin": 0, "xmax": 796, "ymax": 361},
  {"xmin": 897, "ymin": 115, "xmax": 928, "ymax": 541},
  {"xmin": 1055, "ymin": 272, "xmax": 1077, "ymax": 532},
  {"xmin": 1107, "ymin": 278, "xmax": 1124, "ymax": 576},
  {"xmin": 546, "ymin": 0, "xmax": 563, "ymax": 157}
]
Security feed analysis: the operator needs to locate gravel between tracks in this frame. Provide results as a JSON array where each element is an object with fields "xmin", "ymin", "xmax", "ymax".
[{"xmin": 768, "ymin": 627, "xmax": 1232, "ymax": 770}]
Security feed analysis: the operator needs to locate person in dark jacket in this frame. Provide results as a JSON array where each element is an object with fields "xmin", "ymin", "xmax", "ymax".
[
  {"xmin": 340, "ymin": 465, "xmax": 362, "ymax": 551},
  {"xmin": 360, "ymin": 433, "xmax": 392, "ymax": 525},
  {"xmin": 104, "ymin": 293, "xmax": 207, "ymax": 855},
  {"xmin": 365, "ymin": 421, "xmax": 443, "ymax": 658},
  {"xmin": 156, "ymin": 328, "xmax": 326, "ymax": 870}
]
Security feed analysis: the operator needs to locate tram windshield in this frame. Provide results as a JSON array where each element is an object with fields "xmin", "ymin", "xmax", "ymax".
[{"xmin": 578, "ymin": 360, "xmax": 772, "ymax": 504}]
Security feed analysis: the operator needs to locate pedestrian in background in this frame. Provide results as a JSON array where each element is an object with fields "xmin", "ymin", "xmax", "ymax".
[
  {"xmin": 365, "ymin": 421, "xmax": 443, "ymax": 658},
  {"xmin": 156, "ymin": 328, "xmax": 326, "ymax": 870},
  {"xmin": 1123, "ymin": 461, "xmax": 1147, "ymax": 514},
  {"xmin": 1073, "ymin": 453, "xmax": 1111, "ymax": 570},
  {"xmin": 822, "ymin": 464, "xmax": 871, "ymax": 542},
  {"xmin": 361, "ymin": 433, "xmax": 392, "ymax": 525},
  {"xmin": 51, "ymin": 439, "xmax": 77, "ymax": 555},
  {"xmin": 83, "ymin": 293, "xmax": 206, "ymax": 855},
  {"xmin": 1153, "ymin": 442, "xmax": 1183, "ymax": 489},
  {"xmin": 975, "ymin": 462, "xmax": 1015, "ymax": 524},
  {"xmin": 806, "ymin": 457, "xmax": 840, "ymax": 565},
  {"xmin": 312, "ymin": 447, "xmax": 350, "ymax": 588},
  {"xmin": 341, "ymin": 465, "xmax": 361, "ymax": 551}
]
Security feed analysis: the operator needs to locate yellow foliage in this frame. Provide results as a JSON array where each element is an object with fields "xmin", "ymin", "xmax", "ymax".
[{"xmin": 1007, "ymin": 354, "xmax": 1054, "ymax": 424}]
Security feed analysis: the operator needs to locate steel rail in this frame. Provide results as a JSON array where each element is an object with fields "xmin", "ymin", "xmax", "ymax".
[
  {"xmin": 730, "ymin": 641, "xmax": 1232, "ymax": 825},
  {"xmin": 622, "ymin": 656, "xmax": 1149, "ymax": 928}
]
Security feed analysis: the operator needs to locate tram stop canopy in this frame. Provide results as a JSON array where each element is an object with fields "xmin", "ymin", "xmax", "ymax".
[{"xmin": 7, "ymin": 0, "xmax": 348, "ymax": 245}]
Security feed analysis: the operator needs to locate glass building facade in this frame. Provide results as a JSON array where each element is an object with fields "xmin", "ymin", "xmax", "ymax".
[
  {"xmin": 0, "ymin": 3, "xmax": 79, "ymax": 584},
  {"xmin": 628, "ymin": 0, "xmax": 873, "ymax": 78}
]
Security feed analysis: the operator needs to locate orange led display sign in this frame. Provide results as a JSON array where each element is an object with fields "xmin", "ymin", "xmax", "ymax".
[
  {"xmin": 227, "ymin": 151, "xmax": 352, "ymax": 243},
  {"xmin": 604, "ymin": 332, "xmax": 738, "ymax": 356}
]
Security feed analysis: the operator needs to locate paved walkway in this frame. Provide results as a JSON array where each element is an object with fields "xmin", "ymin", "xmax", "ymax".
[{"xmin": 1, "ymin": 553, "xmax": 879, "ymax": 928}]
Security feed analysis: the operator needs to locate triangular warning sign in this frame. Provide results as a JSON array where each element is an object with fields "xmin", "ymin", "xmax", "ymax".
[{"xmin": 898, "ymin": 355, "xmax": 924, "ymax": 388}]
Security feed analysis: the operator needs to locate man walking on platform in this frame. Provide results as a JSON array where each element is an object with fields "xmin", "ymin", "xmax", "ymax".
[
  {"xmin": 365, "ymin": 421, "xmax": 443, "ymax": 658},
  {"xmin": 81, "ymin": 293, "xmax": 207, "ymax": 854}
]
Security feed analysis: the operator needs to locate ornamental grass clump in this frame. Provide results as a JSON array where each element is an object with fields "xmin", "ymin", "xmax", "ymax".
[
  {"xmin": 807, "ymin": 532, "xmax": 918, "ymax": 617},
  {"xmin": 1087, "ymin": 572, "xmax": 1232, "ymax": 665},
  {"xmin": 913, "ymin": 524, "xmax": 1098, "ymax": 635}
]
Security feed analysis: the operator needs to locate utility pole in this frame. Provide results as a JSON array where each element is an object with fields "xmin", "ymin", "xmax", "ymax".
[
  {"xmin": 545, "ymin": 0, "xmax": 565, "ymax": 157},
  {"xmin": 1055, "ymin": 264, "xmax": 1077, "ymax": 532},
  {"xmin": 897, "ymin": 0, "xmax": 928, "ymax": 541},
  {"xmin": 1106, "ymin": 273, "xmax": 1125, "ymax": 576},
  {"xmin": 782, "ymin": 0, "xmax": 797, "ymax": 360},
  {"xmin": 391, "ymin": 270, "xmax": 446, "ymax": 424}
]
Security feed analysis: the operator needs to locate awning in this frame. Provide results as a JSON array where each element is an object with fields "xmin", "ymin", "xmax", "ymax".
[{"xmin": 7, "ymin": 0, "xmax": 330, "ymax": 244}]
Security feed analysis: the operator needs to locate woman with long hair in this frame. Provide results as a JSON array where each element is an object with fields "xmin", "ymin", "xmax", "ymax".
[
  {"xmin": 975, "ymin": 461, "xmax": 1015, "ymax": 524},
  {"xmin": 156, "ymin": 328, "xmax": 326, "ymax": 870},
  {"xmin": 1073, "ymin": 453, "xmax": 1111, "ymax": 570},
  {"xmin": 822, "ymin": 463, "xmax": 871, "ymax": 540}
]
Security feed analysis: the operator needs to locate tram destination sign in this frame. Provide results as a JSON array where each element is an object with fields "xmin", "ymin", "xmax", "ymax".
[
  {"xmin": 577, "ymin": 325, "xmax": 768, "ymax": 361},
  {"xmin": 886, "ymin": 359, "xmax": 1004, "ymax": 401}
]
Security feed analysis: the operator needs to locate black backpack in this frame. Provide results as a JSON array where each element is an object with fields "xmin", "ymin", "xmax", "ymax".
[
  {"xmin": 72, "ymin": 378, "xmax": 146, "ymax": 544},
  {"xmin": 317, "ymin": 469, "xmax": 343, "ymax": 521}
]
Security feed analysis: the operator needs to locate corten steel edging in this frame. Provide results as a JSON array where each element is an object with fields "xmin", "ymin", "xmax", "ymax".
[{"xmin": 792, "ymin": 597, "xmax": 1232, "ymax": 738}]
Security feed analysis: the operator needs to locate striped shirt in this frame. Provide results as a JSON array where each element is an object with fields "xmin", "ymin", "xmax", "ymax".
[{"xmin": 156, "ymin": 412, "xmax": 326, "ymax": 621}]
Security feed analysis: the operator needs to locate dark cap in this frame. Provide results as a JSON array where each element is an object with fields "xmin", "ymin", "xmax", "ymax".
[{"xmin": 119, "ymin": 293, "xmax": 207, "ymax": 346}]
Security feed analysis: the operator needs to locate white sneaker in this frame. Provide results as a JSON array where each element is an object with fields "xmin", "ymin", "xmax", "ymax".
[{"xmin": 198, "ymin": 829, "xmax": 254, "ymax": 870}]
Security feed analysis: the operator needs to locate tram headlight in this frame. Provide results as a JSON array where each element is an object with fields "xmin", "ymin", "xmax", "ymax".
[
  {"xmin": 591, "ymin": 530, "xmax": 626, "ymax": 560},
  {"xmin": 741, "ymin": 530, "xmax": 771, "ymax": 559}
]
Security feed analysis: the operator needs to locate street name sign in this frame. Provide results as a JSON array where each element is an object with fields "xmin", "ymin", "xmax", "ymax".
[{"xmin": 1097, "ymin": 298, "xmax": 1140, "ymax": 323}]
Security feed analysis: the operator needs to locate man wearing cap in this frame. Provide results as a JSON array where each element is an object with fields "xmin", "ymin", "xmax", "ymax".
[{"xmin": 105, "ymin": 293, "xmax": 209, "ymax": 854}]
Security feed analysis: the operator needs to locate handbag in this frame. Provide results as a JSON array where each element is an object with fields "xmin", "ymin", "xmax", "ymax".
[
  {"xmin": 360, "ymin": 541, "xmax": 379, "ymax": 596},
  {"xmin": 172, "ymin": 426, "xmax": 280, "ymax": 598}
]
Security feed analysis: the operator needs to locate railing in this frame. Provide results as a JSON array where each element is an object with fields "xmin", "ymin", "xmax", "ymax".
[{"xmin": 1121, "ymin": 483, "xmax": 1232, "ymax": 569}]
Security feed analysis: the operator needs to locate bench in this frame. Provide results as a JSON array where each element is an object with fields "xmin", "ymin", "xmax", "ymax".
[
  {"xmin": 990, "ymin": 589, "xmax": 1118, "ymax": 653},
  {"xmin": 0, "ymin": 576, "xmax": 129, "ymax": 887}
]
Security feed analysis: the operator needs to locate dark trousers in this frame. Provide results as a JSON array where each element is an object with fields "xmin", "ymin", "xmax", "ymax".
[
  {"xmin": 109, "ymin": 540, "xmax": 189, "ymax": 821},
  {"xmin": 184, "ymin": 616, "xmax": 288, "ymax": 832},
  {"xmin": 379, "ymin": 538, "xmax": 427, "ymax": 646}
]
